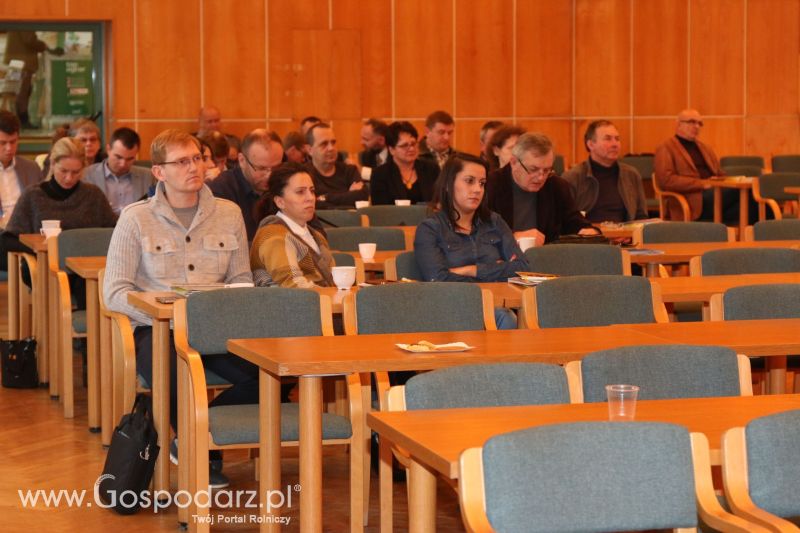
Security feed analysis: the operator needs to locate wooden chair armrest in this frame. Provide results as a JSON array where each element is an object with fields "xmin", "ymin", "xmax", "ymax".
[
  {"xmin": 458, "ymin": 447, "xmax": 494, "ymax": 533},
  {"xmin": 659, "ymin": 190, "xmax": 692, "ymax": 221}
]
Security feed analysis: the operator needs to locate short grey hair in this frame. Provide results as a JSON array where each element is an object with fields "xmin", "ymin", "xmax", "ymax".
[{"xmin": 511, "ymin": 132, "xmax": 553, "ymax": 159}]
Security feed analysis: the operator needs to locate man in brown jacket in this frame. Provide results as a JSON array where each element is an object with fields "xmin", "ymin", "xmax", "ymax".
[{"xmin": 654, "ymin": 109, "xmax": 756, "ymax": 223}]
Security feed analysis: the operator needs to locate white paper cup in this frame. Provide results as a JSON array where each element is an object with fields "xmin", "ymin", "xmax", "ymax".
[
  {"xmin": 605, "ymin": 384, "xmax": 640, "ymax": 421},
  {"xmin": 41, "ymin": 219, "xmax": 61, "ymax": 230},
  {"xmin": 358, "ymin": 242, "xmax": 377, "ymax": 261},
  {"xmin": 360, "ymin": 167, "xmax": 372, "ymax": 181},
  {"xmin": 41, "ymin": 227, "xmax": 62, "ymax": 239},
  {"xmin": 517, "ymin": 237, "xmax": 537, "ymax": 252},
  {"xmin": 394, "ymin": 199, "xmax": 412, "ymax": 206},
  {"xmin": 331, "ymin": 266, "xmax": 356, "ymax": 290},
  {"xmin": 355, "ymin": 200, "xmax": 370, "ymax": 209}
]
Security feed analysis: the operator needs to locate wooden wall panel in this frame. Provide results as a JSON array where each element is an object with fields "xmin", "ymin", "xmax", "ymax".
[
  {"xmin": 395, "ymin": 1, "xmax": 453, "ymax": 117},
  {"xmin": 632, "ymin": 118, "xmax": 676, "ymax": 154},
  {"xmin": 330, "ymin": 118, "xmax": 364, "ymax": 160},
  {"xmin": 575, "ymin": 0, "xmax": 631, "ymax": 117},
  {"xmin": 203, "ymin": 0, "xmax": 266, "ymax": 118},
  {"xmin": 747, "ymin": 0, "xmax": 800, "ymax": 114},
  {"xmin": 135, "ymin": 0, "xmax": 201, "ymax": 118},
  {"xmin": 0, "ymin": 0, "xmax": 65, "ymax": 17},
  {"xmin": 268, "ymin": 120, "xmax": 299, "ymax": 140},
  {"xmin": 689, "ymin": 0, "xmax": 745, "ymax": 115},
  {"xmin": 701, "ymin": 118, "xmax": 744, "ymax": 157},
  {"xmin": 291, "ymin": 30, "xmax": 361, "ymax": 121},
  {"xmin": 268, "ymin": 0, "xmax": 329, "ymax": 119},
  {"xmin": 633, "ymin": 0, "xmax": 688, "ymax": 115},
  {"xmin": 456, "ymin": 119, "xmax": 486, "ymax": 156},
  {"xmin": 455, "ymin": 0, "xmax": 513, "ymax": 118},
  {"xmin": 516, "ymin": 0, "xmax": 572, "ymax": 117},
  {"xmin": 134, "ymin": 121, "xmax": 201, "ymax": 159},
  {"xmin": 517, "ymin": 119, "xmax": 574, "ymax": 167},
  {"xmin": 746, "ymin": 116, "xmax": 800, "ymax": 159},
  {"xmin": 332, "ymin": 0, "xmax": 392, "ymax": 118},
  {"xmin": 224, "ymin": 121, "xmax": 268, "ymax": 140}
]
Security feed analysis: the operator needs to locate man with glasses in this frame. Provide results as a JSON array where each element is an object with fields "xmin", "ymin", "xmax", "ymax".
[
  {"xmin": 105, "ymin": 129, "xmax": 253, "ymax": 489},
  {"xmin": 305, "ymin": 122, "xmax": 368, "ymax": 209},
  {"xmin": 655, "ymin": 108, "xmax": 736, "ymax": 221},
  {"xmin": 208, "ymin": 129, "xmax": 283, "ymax": 241},
  {"xmin": 83, "ymin": 127, "xmax": 152, "ymax": 215},
  {"xmin": 487, "ymin": 132, "xmax": 597, "ymax": 246},
  {"xmin": 563, "ymin": 120, "xmax": 648, "ymax": 223}
]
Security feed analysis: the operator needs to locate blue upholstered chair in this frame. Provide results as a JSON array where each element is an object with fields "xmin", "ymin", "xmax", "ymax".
[
  {"xmin": 723, "ymin": 164, "xmax": 763, "ymax": 178},
  {"xmin": 49, "ymin": 228, "xmax": 114, "ymax": 419},
  {"xmin": 356, "ymin": 204, "xmax": 429, "ymax": 226},
  {"xmin": 640, "ymin": 221, "xmax": 733, "ymax": 244},
  {"xmin": 316, "ymin": 208, "xmax": 367, "ymax": 228},
  {"xmin": 752, "ymin": 172, "xmax": 800, "ymax": 220},
  {"xmin": 721, "ymin": 155, "xmax": 764, "ymax": 174},
  {"xmin": 690, "ymin": 248, "xmax": 800, "ymax": 276},
  {"xmin": 459, "ymin": 422, "xmax": 761, "ymax": 533},
  {"xmin": 771, "ymin": 155, "xmax": 800, "ymax": 173},
  {"xmin": 523, "ymin": 243, "xmax": 631, "ymax": 276},
  {"xmin": 750, "ymin": 219, "xmax": 800, "ymax": 241},
  {"xmin": 521, "ymin": 275, "xmax": 669, "ymax": 329},
  {"xmin": 721, "ymin": 410, "xmax": 800, "ymax": 531},
  {"xmin": 330, "ymin": 252, "xmax": 366, "ymax": 284},
  {"xmin": 326, "ymin": 226, "xmax": 406, "ymax": 251},
  {"xmin": 621, "ymin": 154, "xmax": 659, "ymax": 214},
  {"xmin": 174, "ymin": 288, "xmax": 366, "ymax": 529},
  {"xmin": 565, "ymin": 345, "xmax": 752, "ymax": 403},
  {"xmin": 383, "ymin": 250, "xmax": 423, "ymax": 281}
]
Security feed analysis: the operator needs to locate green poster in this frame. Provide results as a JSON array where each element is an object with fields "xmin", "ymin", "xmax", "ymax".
[{"xmin": 51, "ymin": 59, "xmax": 93, "ymax": 116}]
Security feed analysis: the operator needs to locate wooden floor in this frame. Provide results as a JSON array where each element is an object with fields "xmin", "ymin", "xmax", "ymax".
[{"xmin": 0, "ymin": 282, "xmax": 467, "ymax": 532}]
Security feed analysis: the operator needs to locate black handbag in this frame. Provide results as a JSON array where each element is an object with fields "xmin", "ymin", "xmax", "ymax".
[
  {"xmin": 553, "ymin": 233, "xmax": 611, "ymax": 245},
  {"xmin": 1, "ymin": 337, "xmax": 38, "ymax": 388},
  {"xmin": 98, "ymin": 394, "xmax": 160, "ymax": 514}
]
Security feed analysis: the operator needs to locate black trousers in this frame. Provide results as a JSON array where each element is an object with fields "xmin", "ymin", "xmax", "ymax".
[
  {"xmin": 133, "ymin": 326, "xmax": 259, "ymax": 433},
  {"xmin": 699, "ymin": 188, "xmax": 761, "ymax": 225}
]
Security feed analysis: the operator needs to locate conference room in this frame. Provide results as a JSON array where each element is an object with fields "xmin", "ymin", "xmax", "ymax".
[{"xmin": 3, "ymin": 2, "xmax": 800, "ymax": 532}]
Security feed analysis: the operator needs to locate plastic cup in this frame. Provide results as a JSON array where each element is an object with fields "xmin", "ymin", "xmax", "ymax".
[
  {"xmin": 360, "ymin": 167, "xmax": 372, "ymax": 181},
  {"xmin": 358, "ymin": 242, "xmax": 377, "ymax": 261},
  {"xmin": 517, "ymin": 237, "xmax": 536, "ymax": 252},
  {"xmin": 394, "ymin": 199, "xmax": 411, "ymax": 206},
  {"xmin": 355, "ymin": 200, "xmax": 370, "ymax": 209},
  {"xmin": 331, "ymin": 266, "xmax": 356, "ymax": 290},
  {"xmin": 40, "ymin": 227, "xmax": 62, "ymax": 239},
  {"xmin": 605, "ymin": 384, "xmax": 639, "ymax": 421},
  {"xmin": 41, "ymin": 220, "xmax": 61, "ymax": 229}
]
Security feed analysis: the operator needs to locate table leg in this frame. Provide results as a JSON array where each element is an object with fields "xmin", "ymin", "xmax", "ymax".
[
  {"xmin": 50, "ymin": 271, "xmax": 62, "ymax": 404},
  {"xmin": 260, "ymin": 370, "xmax": 281, "ymax": 533},
  {"xmin": 408, "ymin": 458, "xmax": 437, "ymax": 533},
  {"xmin": 739, "ymin": 188, "xmax": 748, "ymax": 240},
  {"xmin": 99, "ymin": 311, "xmax": 113, "ymax": 446},
  {"xmin": 39, "ymin": 252, "xmax": 54, "ymax": 397},
  {"xmin": 8, "ymin": 252, "xmax": 20, "ymax": 340},
  {"xmin": 379, "ymin": 432, "xmax": 394, "ymax": 533},
  {"xmin": 86, "ymin": 280, "xmax": 100, "ymax": 431},
  {"xmin": 299, "ymin": 375, "xmax": 322, "ymax": 532},
  {"xmin": 713, "ymin": 187, "xmax": 722, "ymax": 223},
  {"xmin": 152, "ymin": 319, "xmax": 171, "ymax": 495},
  {"xmin": 767, "ymin": 356, "xmax": 787, "ymax": 394}
]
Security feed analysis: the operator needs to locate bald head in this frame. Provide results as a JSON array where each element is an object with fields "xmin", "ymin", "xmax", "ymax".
[
  {"xmin": 198, "ymin": 106, "xmax": 222, "ymax": 135},
  {"xmin": 675, "ymin": 109, "xmax": 704, "ymax": 141}
]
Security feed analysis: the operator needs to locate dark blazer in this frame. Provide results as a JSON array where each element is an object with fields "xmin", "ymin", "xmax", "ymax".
[
  {"xmin": 13, "ymin": 156, "xmax": 42, "ymax": 190},
  {"xmin": 369, "ymin": 157, "xmax": 439, "ymax": 205},
  {"xmin": 207, "ymin": 167, "xmax": 260, "ymax": 241},
  {"xmin": 486, "ymin": 164, "xmax": 594, "ymax": 244}
]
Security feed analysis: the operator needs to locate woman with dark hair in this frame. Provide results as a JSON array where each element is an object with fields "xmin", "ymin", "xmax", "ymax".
[
  {"xmin": 369, "ymin": 121, "xmax": 440, "ymax": 205},
  {"xmin": 484, "ymin": 125, "xmax": 526, "ymax": 172},
  {"xmin": 250, "ymin": 162, "xmax": 335, "ymax": 287},
  {"xmin": 414, "ymin": 154, "xmax": 529, "ymax": 328}
]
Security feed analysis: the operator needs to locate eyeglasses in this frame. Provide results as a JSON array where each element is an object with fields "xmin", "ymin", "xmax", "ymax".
[
  {"xmin": 516, "ymin": 157, "xmax": 554, "ymax": 178},
  {"xmin": 395, "ymin": 140, "xmax": 418, "ymax": 151},
  {"xmin": 680, "ymin": 119, "xmax": 704, "ymax": 127},
  {"xmin": 242, "ymin": 153, "xmax": 274, "ymax": 174},
  {"xmin": 158, "ymin": 154, "xmax": 203, "ymax": 169}
]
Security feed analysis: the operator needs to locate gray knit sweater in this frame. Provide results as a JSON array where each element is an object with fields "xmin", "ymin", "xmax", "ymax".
[
  {"xmin": 5, "ymin": 181, "xmax": 117, "ymax": 235},
  {"xmin": 103, "ymin": 182, "xmax": 252, "ymax": 327}
]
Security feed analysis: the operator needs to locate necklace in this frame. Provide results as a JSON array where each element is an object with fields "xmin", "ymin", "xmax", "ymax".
[{"xmin": 401, "ymin": 167, "xmax": 417, "ymax": 189}]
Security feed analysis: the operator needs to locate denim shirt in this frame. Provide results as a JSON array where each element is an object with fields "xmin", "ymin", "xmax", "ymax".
[{"xmin": 414, "ymin": 210, "xmax": 530, "ymax": 282}]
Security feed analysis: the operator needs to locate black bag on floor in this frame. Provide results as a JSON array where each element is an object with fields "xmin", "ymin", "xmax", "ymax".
[
  {"xmin": 1, "ymin": 337, "xmax": 38, "ymax": 388},
  {"xmin": 98, "ymin": 394, "xmax": 160, "ymax": 514}
]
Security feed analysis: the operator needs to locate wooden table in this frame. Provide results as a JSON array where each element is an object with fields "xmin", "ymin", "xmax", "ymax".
[
  {"xmin": 338, "ymin": 249, "xmax": 406, "ymax": 272},
  {"xmin": 20, "ymin": 234, "xmax": 54, "ymax": 397},
  {"xmin": 65, "ymin": 257, "xmax": 107, "ymax": 438},
  {"xmin": 226, "ymin": 325, "xmax": 692, "ymax": 533},
  {"xmin": 651, "ymin": 272, "xmax": 800, "ymax": 303},
  {"xmin": 709, "ymin": 176, "xmax": 754, "ymax": 238},
  {"xmin": 598, "ymin": 218, "xmax": 661, "ymax": 243},
  {"xmin": 126, "ymin": 291, "xmax": 175, "ymax": 497},
  {"xmin": 368, "ymin": 394, "xmax": 800, "ymax": 532}
]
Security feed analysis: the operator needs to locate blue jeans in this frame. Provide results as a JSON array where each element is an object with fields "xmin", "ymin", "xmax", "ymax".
[{"xmin": 495, "ymin": 307, "xmax": 517, "ymax": 330}]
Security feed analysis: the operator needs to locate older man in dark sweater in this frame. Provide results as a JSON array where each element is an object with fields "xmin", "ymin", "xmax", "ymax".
[{"xmin": 305, "ymin": 123, "xmax": 368, "ymax": 209}]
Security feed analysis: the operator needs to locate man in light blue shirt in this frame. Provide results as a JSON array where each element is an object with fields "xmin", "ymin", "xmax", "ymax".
[{"xmin": 83, "ymin": 127, "xmax": 152, "ymax": 214}]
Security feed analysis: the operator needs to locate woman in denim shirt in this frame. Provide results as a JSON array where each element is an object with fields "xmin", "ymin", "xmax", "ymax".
[{"xmin": 414, "ymin": 154, "xmax": 529, "ymax": 328}]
